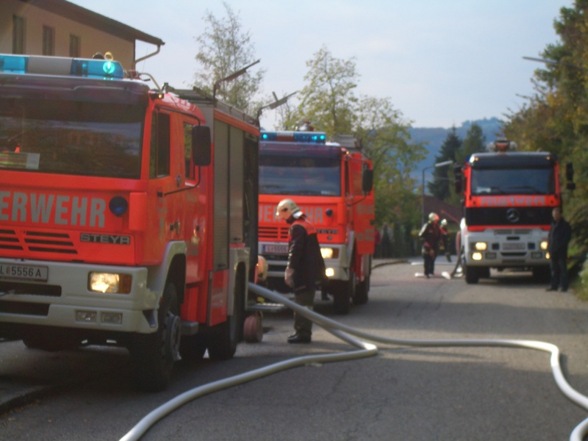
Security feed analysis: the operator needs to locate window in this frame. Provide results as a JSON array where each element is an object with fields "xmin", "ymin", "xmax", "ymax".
[
  {"xmin": 149, "ymin": 112, "xmax": 170, "ymax": 178},
  {"xmin": 12, "ymin": 16, "xmax": 25, "ymax": 54},
  {"xmin": 69, "ymin": 34, "xmax": 81, "ymax": 57},
  {"xmin": 183, "ymin": 122, "xmax": 194, "ymax": 179},
  {"xmin": 42, "ymin": 25, "xmax": 55, "ymax": 55}
]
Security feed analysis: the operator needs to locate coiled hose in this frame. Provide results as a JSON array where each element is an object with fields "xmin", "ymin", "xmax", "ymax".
[{"xmin": 120, "ymin": 283, "xmax": 588, "ymax": 441}]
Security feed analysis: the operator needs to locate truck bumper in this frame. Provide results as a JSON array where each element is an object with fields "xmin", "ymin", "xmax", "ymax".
[{"xmin": 0, "ymin": 259, "xmax": 157, "ymax": 336}]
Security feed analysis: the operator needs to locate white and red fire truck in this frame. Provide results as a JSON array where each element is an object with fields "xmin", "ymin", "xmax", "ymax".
[
  {"xmin": 258, "ymin": 130, "xmax": 375, "ymax": 314},
  {"xmin": 0, "ymin": 54, "xmax": 259, "ymax": 391},
  {"xmin": 455, "ymin": 138, "xmax": 574, "ymax": 284}
]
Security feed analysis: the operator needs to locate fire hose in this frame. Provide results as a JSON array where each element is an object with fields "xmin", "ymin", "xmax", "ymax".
[{"xmin": 120, "ymin": 282, "xmax": 588, "ymax": 441}]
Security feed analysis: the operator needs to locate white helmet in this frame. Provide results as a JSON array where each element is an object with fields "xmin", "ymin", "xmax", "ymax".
[
  {"xmin": 428, "ymin": 212, "xmax": 439, "ymax": 222},
  {"xmin": 440, "ymin": 219, "xmax": 448, "ymax": 227},
  {"xmin": 276, "ymin": 199, "xmax": 300, "ymax": 217}
]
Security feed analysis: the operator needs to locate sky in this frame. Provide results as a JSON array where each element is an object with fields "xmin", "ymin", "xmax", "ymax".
[{"xmin": 69, "ymin": 0, "xmax": 573, "ymax": 129}]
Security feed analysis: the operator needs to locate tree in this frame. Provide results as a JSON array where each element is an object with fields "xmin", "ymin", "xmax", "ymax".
[
  {"xmin": 429, "ymin": 127, "xmax": 461, "ymax": 200},
  {"xmin": 503, "ymin": 1, "xmax": 588, "ymax": 262},
  {"xmin": 280, "ymin": 46, "xmax": 426, "ymax": 256},
  {"xmin": 282, "ymin": 46, "xmax": 358, "ymax": 137},
  {"xmin": 193, "ymin": 2, "xmax": 264, "ymax": 113},
  {"xmin": 458, "ymin": 123, "xmax": 486, "ymax": 164}
]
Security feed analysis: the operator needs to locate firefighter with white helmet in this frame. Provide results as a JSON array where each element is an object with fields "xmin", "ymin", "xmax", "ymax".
[
  {"xmin": 439, "ymin": 218, "xmax": 451, "ymax": 262},
  {"xmin": 419, "ymin": 212, "xmax": 442, "ymax": 277},
  {"xmin": 276, "ymin": 198, "xmax": 325, "ymax": 343}
]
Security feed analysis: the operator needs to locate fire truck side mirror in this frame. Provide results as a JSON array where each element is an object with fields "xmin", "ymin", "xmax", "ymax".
[
  {"xmin": 362, "ymin": 168, "xmax": 373, "ymax": 193},
  {"xmin": 566, "ymin": 162, "xmax": 576, "ymax": 190},
  {"xmin": 192, "ymin": 125, "xmax": 211, "ymax": 166},
  {"xmin": 453, "ymin": 164, "xmax": 463, "ymax": 193}
]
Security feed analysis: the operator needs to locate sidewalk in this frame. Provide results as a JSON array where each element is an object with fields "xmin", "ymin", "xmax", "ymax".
[{"xmin": 372, "ymin": 258, "xmax": 407, "ymax": 269}]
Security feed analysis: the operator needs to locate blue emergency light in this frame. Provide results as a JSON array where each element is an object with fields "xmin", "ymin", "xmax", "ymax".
[
  {"xmin": 0, "ymin": 54, "xmax": 124, "ymax": 79},
  {"xmin": 261, "ymin": 131, "xmax": 327, "ymax": 144}
]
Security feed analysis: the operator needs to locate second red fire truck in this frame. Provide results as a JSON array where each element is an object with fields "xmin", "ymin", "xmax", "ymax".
[{"xmin": 257, "ymin": 130, "xmax": 375, "ymax": 314}]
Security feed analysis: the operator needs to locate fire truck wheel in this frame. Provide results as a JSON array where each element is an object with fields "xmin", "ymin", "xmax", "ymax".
[
  {"xmin": 353, "ymin": 275, "xmax": 370, "ymax": 305},
  {"xmin": 244, "ymin": 312, "xmax": 263, "ymax": 343},
  {"xmin": 332, "ymin": 274, "xmax": 354, "ymax": 315},
  {"xmin": 130, "ymin": 281, "xmax": 181, "ymax": 392},
  {"xmin": 464, "ymin": 265, "xmax": 480, "ymax": 284},
  {"xmin": 179, "ymin": 334, "xmax": 207, "ymax": 361},
  {"xmin": 207, "ymin": 270, "xmax": 245, "ymax": 360}
]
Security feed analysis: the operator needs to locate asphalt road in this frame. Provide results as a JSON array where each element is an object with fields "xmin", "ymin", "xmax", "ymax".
[{"xmin": 1, "ymin": 259, "xmax": 587, "ymax": 441}]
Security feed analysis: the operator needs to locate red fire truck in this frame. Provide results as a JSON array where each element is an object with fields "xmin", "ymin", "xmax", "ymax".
[
  {"xmin": 0, "ymin": 54, "xmax": 259, "ymax": 391},
  {"xmin": 258, "ymin": 130, "xmax": 375, "ymax": 314},
  {"xmin": 455, "ymin": 138, "xmax": 574, "ymax": 284}
]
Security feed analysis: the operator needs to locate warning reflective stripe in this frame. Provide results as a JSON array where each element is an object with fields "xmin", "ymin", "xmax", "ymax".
[{"xmin": 0, "ymin": 191, "xmax": 106, "ymax": 228}]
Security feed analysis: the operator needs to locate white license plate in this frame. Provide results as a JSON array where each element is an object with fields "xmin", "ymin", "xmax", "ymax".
[
  {"xmin": 502, "ymin": 243, "xmax": 525, "ymax": 251},
  {"xmin": 263, "ymin": 244, "xmax": 288, "ymax": 254},
  {"xmin": 0, "ymin": 263, "xmax": 49, "ymax": 282}
]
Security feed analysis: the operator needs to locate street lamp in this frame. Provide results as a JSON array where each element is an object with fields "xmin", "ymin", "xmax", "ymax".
[{"xmin": 421, "ymin": 160, "xmax": 453, "ymax": 224}]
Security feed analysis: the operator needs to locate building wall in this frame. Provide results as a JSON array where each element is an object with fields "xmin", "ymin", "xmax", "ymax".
[{"xmin": 1, "ymin": 0, "xmax": 135, "ymax": 69}]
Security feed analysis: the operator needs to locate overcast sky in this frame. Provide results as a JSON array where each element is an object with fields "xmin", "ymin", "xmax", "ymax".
[{"xmin": 69, "ymin": 0, "xmax": 572, "ymax": 129}]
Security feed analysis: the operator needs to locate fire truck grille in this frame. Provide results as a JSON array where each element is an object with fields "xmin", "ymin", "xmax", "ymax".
[
  {"xmin": 258, "ymin": 226, "xmax": 289, "ymax": 240},
  {"xmin": 466, "ymin": 207, "xmax": 552, "ymax": 226},
  {"xmin": 0, "ymin": 229, "xmax": 77, "ymax": 254},
  {"xmin": 0, "ymin": 300, "xmax": 50, "ymax": 316},
  {"xmin": 0, "ymin": 281, "xmax": 61, "ymax": 296}
]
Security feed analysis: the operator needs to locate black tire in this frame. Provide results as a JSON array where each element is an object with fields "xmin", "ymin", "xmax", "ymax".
[
  {"xmin": 332, "ymin": 271, "xmax": 355, "ymax": 315},
  {"xmin": 179, "ymin": 334, "xmax": 207, "ymax": 361},
  {"xmin": 464, "ymin": 265, "xmax": 479, "ymax": 284},
  {"xmin": 207, "ymin": 270, "xmax": 245, "ymax": 360},
  {"xmin": 130, "ymin": 281, "xmax": 182, "ymax": 392},
  {"xmin": 353, "ymin": 274, "xmax": 370, "ymax": 305}
]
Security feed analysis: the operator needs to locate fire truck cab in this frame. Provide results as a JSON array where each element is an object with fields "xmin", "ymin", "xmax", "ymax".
[
  {"xmin": 0, "ymin": 54, "xmax": 259, "ymax": 391},
  {"xmin": 258, "ymin": 130, "xmax": 375, "ymax": 314},
  {"xmin": 455, "ymin": 138, "xmax": 572, "ymax": 284}
]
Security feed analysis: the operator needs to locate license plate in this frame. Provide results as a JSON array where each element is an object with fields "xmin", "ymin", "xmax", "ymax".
[
  {"xmin": 0, "ymin": 263, "xmax": 49, "ymax": 282},
  {"xmin": 502, "ymin": 243, "xmax": 525, "ymax": 251},
  {"xmin": 263, "ymin": 244, "xmax": 288, "ymax": 254}
]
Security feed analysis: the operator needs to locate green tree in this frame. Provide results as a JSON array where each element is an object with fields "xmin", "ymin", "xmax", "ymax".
[
  {"xmin": 458, "ymin": 123, "xmax": 486, "ymax": 164},
  {"xmin": 355, "ymin": 95, "xmax": 427, "ymax": 230},
  {"xmin": 282, "ymin": 46, "xmax": 358, "ymax": 137},
  {"xmin": 193, "ymin": 2, "xmax": 264, "ymax": 113},
  {"xmin": 429, "ymin": 127, "xmax": 461, "ymax": 200},
  {"xmin": 503, "ymin": 1, "xmax": 588, "ymax": 260},
  {"xmin": 279, "ymin": 46, "xmax": 426, "ymax": 256}
]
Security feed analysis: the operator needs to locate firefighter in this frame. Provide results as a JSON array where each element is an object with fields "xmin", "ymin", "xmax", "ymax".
[
  {"xmin": 276, "ymin": 198, "xmax": 325, "ymax": 343},
  {"xmin": 419, "ymin": 212, "xmax": 442, "ymax": 278},
  {"xmin": 546, "ymin": 207, "xmax": 572, "ymax": 292},
  {"xmin": 440, "ymin": 218, "xmax": 451, "ymax": 262}
]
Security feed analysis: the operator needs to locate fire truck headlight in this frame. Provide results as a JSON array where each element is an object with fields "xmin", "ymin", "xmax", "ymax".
[
  {"xmin": 320, "ymin": 247, "xmax": 339, "ymax": 259},
  {"xmin": 325, "ymin": 267, "xmax": 335, "ymax": 278},
  {"xmin": 474, "ymin": 242, "xmax": 487, "ymax": 251},
  {"xmin": 540, "ymin": 240, "xmax": 548, "ymax": 250},
  {"xmin": 472, "ymin": 252, "xmax": 483, "ymax": 261},
  {"xmin": 89, "ymin": 272, "xmax": 132, "ymax": 294}
]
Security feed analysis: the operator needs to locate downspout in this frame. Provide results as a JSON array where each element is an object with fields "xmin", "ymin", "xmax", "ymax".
[{"xmin": 133, "ymin": 43, "xmax": 163, "ymax": 69}]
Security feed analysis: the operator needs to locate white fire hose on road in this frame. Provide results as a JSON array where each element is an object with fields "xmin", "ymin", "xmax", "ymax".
[{"xmin": 120, "ymin": 283, "xmax": 588, "ymax": 441}]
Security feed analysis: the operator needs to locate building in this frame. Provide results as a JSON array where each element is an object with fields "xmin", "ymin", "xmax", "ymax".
[{"xmin": 1, "ymin": 0, "xmax": 164, "ymax": 70}]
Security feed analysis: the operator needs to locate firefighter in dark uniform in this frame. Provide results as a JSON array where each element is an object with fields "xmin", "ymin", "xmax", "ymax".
[
  {"xmin": 276, "ymin": 198, "xmax": 325, "ymax": 344},
  {"xmin": 419, "ymin": 212, "xmax": 442, "ymax": 278}
]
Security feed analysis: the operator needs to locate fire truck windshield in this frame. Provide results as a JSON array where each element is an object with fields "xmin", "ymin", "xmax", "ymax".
[
  {"xmin": 471, "ymin": 167, "xmax": 554, "ymax": 195},
  {"xmin": 0, "ymin": 97, "xmax": 143, "ymax": 179},
  {"xmin": 259, "ymin": 153, "xmax": 341, "ymax": 196}
]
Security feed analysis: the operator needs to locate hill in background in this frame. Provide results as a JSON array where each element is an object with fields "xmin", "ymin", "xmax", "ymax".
[{"xmin": 410, "ymin": 117, "xmax": 503, "ymax": 179}]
